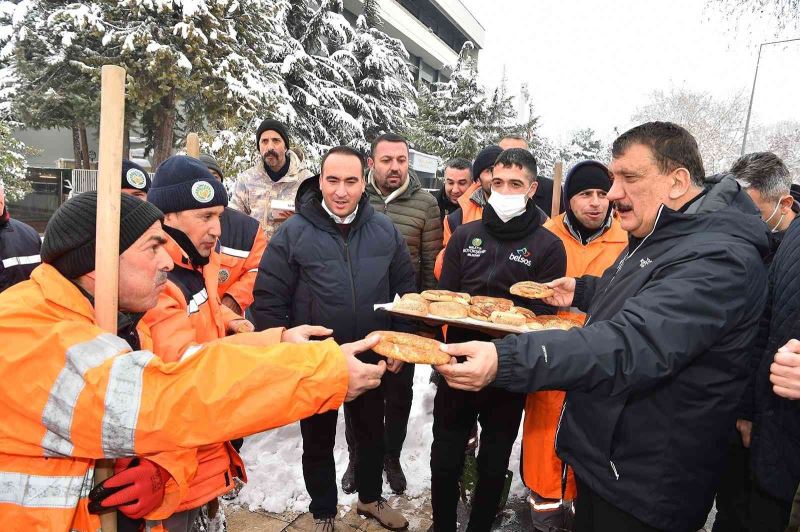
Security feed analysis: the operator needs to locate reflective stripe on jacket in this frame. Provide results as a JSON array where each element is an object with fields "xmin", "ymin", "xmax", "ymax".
[
  {"xmin": 522, "ymin": 212, "xmax": 627, "ymax": 500},
  {"xmin": 217, "ymin": 207, "xmax": 267, "ymax": 311},
  {"xmin": 0, "ymin": 263, "xmax": 347, "ymax": 530}
]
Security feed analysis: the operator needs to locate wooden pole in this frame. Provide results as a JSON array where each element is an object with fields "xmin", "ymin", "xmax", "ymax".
[
  {"xmin": 186, "ymin": 132, "xmax": 200, "ymax": 158},
  {"xmin": 551, "ymin": 161, "xmax": 563, "ymax": 220},
  {"xmin": 94, "ymin": 64, "xmax": 127, "ymax": 532}
]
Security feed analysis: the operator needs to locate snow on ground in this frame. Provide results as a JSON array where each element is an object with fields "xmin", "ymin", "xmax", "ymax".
[{"xmin": 237, "ymin": 365, "xmax": 526, "ymax": 514}]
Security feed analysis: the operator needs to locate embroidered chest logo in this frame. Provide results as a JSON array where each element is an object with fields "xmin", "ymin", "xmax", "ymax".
[
  {"xmin": 463, "ymin": 237, "xmax": 487, "ymax": 258},
  {"xmin": 509, "ymin": 246, "xmax": 532, "ymax": 267},
  {"xmin": 218, "ymin": 268, "xmax": 230, "ymax": 283},
  {"xmin": 639, "ymin": 258, "xmax": 652, "ymax": 268}
]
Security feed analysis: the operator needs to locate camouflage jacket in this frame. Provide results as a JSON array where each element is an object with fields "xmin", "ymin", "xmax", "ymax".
[{"xmin": 230, "ymin": 150, "xmax": 313, "ymax": 240}]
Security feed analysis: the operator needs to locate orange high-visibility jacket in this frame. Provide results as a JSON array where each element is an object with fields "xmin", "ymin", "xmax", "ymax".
[
  {"xmin": 0, "ymin": 263, "xmax": 347, "ymax": 531},
  {"xmin": 142, "ymin": 235, "xmax": 251, "ymax": 512},
  {"xmin": 217, "ymin": 207, "xmax": 267, "ymax": 311},
  {"xmin": 522, "ymin": 212, "xmax": 627, "ymax": 500},
  {"xmin": 433, "ymin": 181, "xmax": 485, "ymax": 280}
]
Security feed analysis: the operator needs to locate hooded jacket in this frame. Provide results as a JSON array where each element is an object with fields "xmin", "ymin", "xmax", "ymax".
[
  {"xmin": 492, "ymin": 176, "xmax": 770, "ymax": 531},
  {"xmin": 0, "ymin": 264, "xmax": 347, "ymax": 531},
  {"xmin": 749, "ymin": 215, "xmax": 800, "ymax": 503},
  {"xmin": 0, "ymin": 209, "xmax": 41, "ymax": 292},
  {"xmin": 253, "ymin": 178, "xmax": 417, "ymax": 346},
  {"xmin": 366, "ymin": 171, "xmax": 442, "ymax": 291}
]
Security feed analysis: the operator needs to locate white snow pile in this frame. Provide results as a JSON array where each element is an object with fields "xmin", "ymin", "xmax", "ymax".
[{"xmin": 236, "ymin": 365, "xmax": 526, "ymax": 514}]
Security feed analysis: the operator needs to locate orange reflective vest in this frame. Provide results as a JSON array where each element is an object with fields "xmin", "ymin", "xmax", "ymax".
[
  {"xmin": 522, "ymin": 212, "xmax": 627, "ymax": 500},
  {"xmin": 0, "ymin": 263, "xmax": 347, "ymax": 531},
  {"xmin": 143, "ymin": 236, "xmax": 248, "ymax": 512},
  {"xmin": 217, "ymin": 207, "xmax": 267, "ymax": 311},
  {"xmin": 434, "ymin": 181, "xmax": 485, "ymax": 280}
]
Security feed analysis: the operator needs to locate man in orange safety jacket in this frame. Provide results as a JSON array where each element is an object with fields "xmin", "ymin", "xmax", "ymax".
[
  {"xmin": 523, "ymin": 160, "xmax": 627, "ymax": 525},
  {"xmin": 0, "ymin": 191, "xmax": 385, "ymax": 532}
]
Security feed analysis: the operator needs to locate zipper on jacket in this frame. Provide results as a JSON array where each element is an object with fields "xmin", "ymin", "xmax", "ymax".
[
  {"xmin": 343, "ymin": 238, "xmax": 359, "ymax": 339},
  {"xmin": 585, "ymin": 205, "xmax": 665, "ymax": 327},
  {"xmin": 554, "ymin": 399, "xmax": 567, "ymax": 453},
  {"xmin": 610, "ymin": 460, "xmax": 620, "ymax": 480}
]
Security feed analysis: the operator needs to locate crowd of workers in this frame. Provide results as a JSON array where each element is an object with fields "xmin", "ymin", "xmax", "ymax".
[{"xmin": 0, "ymin": 118, "xmax": 799, "ymax": 532}]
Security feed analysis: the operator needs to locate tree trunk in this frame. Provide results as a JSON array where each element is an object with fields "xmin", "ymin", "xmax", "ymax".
[
  {"xmin": 152, "ymin": 90, "xmax": 177, "ymax": 168},
  {"xmin": 71, "ymin": 125, "xmax": 83, "ymax": 169},
  {"xmin": 79, "ymin": 125, "xmax": 91, "ymax": 169}
]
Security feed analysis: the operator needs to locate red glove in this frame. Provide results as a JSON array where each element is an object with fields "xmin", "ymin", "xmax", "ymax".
[{"xmin": 88, "ymin": 458, "xmax": 169, "ymax": 519}]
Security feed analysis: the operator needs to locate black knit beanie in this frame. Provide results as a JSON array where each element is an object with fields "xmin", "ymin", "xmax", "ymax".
[
  {"xmin": 255, "ymin": 118, "xmax": 290, "ymax": 151},
  {"xmin": 199, "ymin": 154, "xmax": 223, "ymax": 181},
  {"xmin": 121, "ymin": 159, "xmax": 151, "ymax": 192},
  {"xmin": 565, "ymin": 160, "xmax": 611, "ymax": 201},
  {"xmin": 41, "ymin": 191, "xmax": 164, "ymax": 279},
  {"xmin": 147, "ymin": 155, "xmax": 228, "ymax": 214},
  {"xmin": 472, "ymin": 145, "xmax": 503, "ymax": 182}
]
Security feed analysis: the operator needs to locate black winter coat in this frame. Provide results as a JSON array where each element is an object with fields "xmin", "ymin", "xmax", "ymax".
[
  {"xmin": 439, "ymin": 201, "xmax": 565, "ymax": 344},
  {"xmin": 252, "ymin": 179, "xmax": 417, "ymax": 347},
  {"xmin": 750, "ymin": 216, "xmax": 800, "ymax": 503},
  {"xmin": 0, "ymin": 211, "xmax": 41, "ymax": 293},
  {"xmin": 492, "ymin": 176, "xmax": 770, "ymax": 531}
]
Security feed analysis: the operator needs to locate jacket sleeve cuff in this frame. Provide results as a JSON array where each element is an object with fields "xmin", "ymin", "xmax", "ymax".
[
  {"xmin": 573, "ymin": 277, "xmax": 588, "ymax": 310},
  {"xmin": 491, "ymin": 335, "xmax": 521, "ymax": 389}
]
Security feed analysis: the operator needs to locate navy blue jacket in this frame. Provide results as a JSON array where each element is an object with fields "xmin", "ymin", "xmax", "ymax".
[
  {"xmin": 252, "ymin": 179, "xmax": 417, "ymax": 348},
  {"xmin": 492, "ymin": 176, "xmax": 770, "ymax": 531},
  {"xmin": 0, "ymin": 211, "xmax": 41, "ymax": 293},
  {"xmin": 750, "ymin": 216, "xmax": 800, "ymax": 503}
]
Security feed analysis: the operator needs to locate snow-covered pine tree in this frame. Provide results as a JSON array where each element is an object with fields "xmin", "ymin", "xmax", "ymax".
[
  {"xmin": 4, "ymin": 0, "xmax": 99, "ymax": 168},
  {"xmin": 340, "ymin": 0, "xmax": 417, "ymax": 149},
  {"xmin": 0, "ymin": 121, "xmax": 32, "ymax": 201},
  {"xmin": 406, "ymin": 42, "xmax": 490, "ymax": 159},
  {"xmin": 558, "ymin": 128, "xmax": 607, "ymax": 169},
  {"xmin": 11, "ymin": 0, "xmax": 288, "ymax": 167}
]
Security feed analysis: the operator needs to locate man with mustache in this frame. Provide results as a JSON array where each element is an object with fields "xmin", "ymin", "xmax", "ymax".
[
  {"xmin": 0, "ymin": 190, "xmax": 385, "ymax": 531},
  {"xmin": 231, "ymin": 118, "xmax": 312, "ymax": 241},
  {"xmin": 523, "ymin": 160, "xmax": 627, "ymax": 528},
  {"xmin": 436, "ymin": 122, "xmax": 771, "ymax": 532}
]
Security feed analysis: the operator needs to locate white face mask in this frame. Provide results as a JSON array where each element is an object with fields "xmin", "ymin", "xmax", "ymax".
[
  {"xmin": 487, "ymin": 184, "xmax": 532, "ymax": 223},
  {"xmin": 764, "ymin": 199, "xmax": 785, "ymax": 233}
]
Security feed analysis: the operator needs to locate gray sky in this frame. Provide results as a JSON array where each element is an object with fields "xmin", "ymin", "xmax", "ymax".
[{"xmin": 461, "ymin": 0, "xmax": 800, "ymax": 143}]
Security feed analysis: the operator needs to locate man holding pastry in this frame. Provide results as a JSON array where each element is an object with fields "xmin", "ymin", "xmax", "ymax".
[
  {"xmin": 253, "ymin": 146, "xmax": 416, "ymax": 531},
  {"xmin": 431, "ymin": 148, "xmax": 567, "ymax": 532},
  {"xmin": 435, "ymin": 122, "xmax": 770, "ymax": 532}
]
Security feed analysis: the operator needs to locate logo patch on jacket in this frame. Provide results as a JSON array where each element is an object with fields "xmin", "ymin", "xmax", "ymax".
[
  {"xmin": 218, "ymin": 268, "xmax": 230, "ymax": 283},
  {"xmin": 640, "ymin": 258, "xmax": 652, "ymax": 268},
  {"xmin": 509, "ymin": 247, "xmax": 532, "ymax": 267},
  {"xmin": 463, "ymin": 237, "xmax": 487, "ymax": 258}
]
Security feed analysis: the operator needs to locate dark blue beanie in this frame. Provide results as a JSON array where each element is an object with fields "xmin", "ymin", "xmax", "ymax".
[
  {"xmin": 148, "ymin": 155, "xmax": 228, "ymax": 214},
  {"xmin": 472, "ymin": 145, "xmax": 503, "ymax": 182},
  {"xmin": 121, "ymin": 159, "xmax": 151, "ymax": 192}
]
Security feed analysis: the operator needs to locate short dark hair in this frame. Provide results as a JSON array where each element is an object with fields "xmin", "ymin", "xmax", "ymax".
[
  {"xmin": 444, "ymin": 157, "xmax": 472, "ymax": 175},
  {"xmin": 320, "ymin": 146, "xmax": 366, "ymax": 178},
  {"xmin": 731, "ymin": 152, "xmax": 791, "ymax": 203},
  {"xmin": 370, "ymin": 133, "xmax": 409, "ymax": 157},
  {"xmin": 493, "ymin": 148, "xmax": 538, "ymax": 181},
  {"xmin": 612, "ymin": 121, "xmax": 705, "ymax": 186}
]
